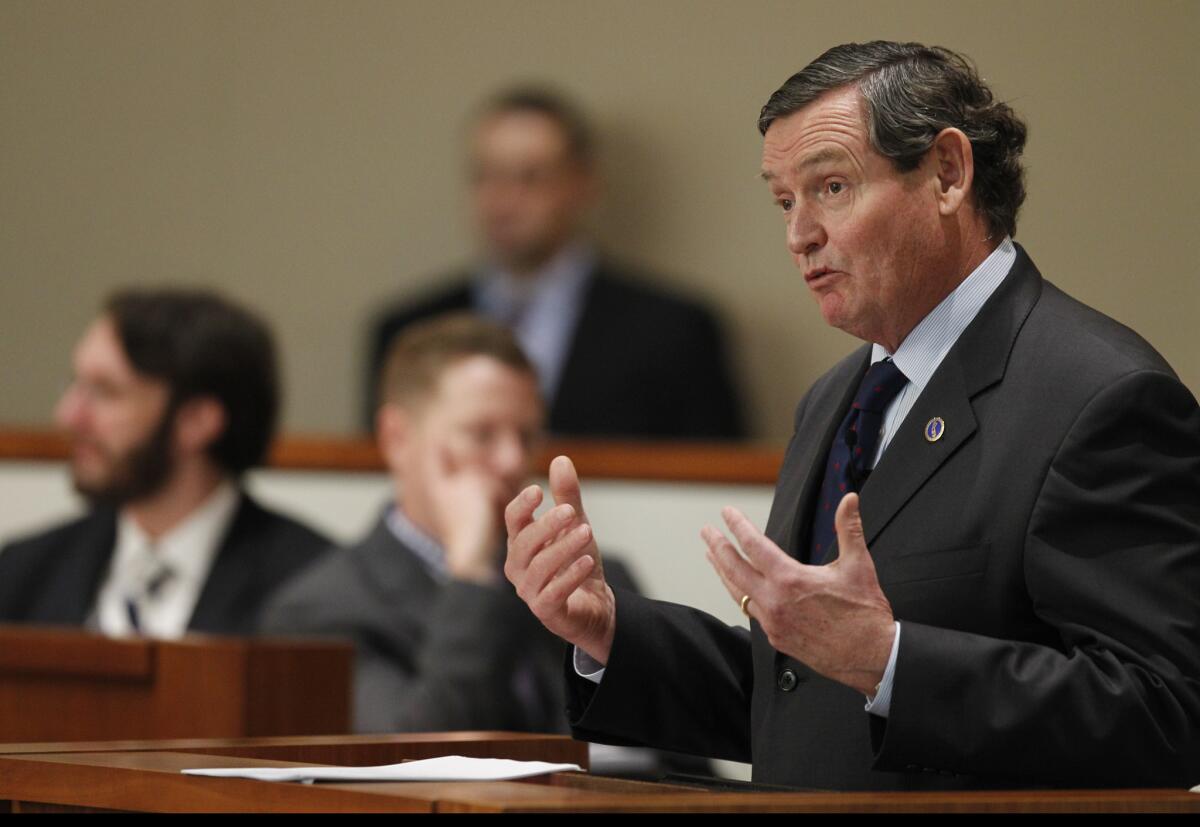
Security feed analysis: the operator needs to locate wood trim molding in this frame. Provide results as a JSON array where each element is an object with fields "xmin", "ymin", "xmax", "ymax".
[{"xmin": 0, "ymin": 428, "xmax": 783, "ymax": 486}]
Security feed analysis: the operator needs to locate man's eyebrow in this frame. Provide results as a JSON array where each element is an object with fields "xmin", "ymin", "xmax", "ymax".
[
  {"xmin": 797, "ymin": 147, "xmax": 847, "ymax": 171},
  {"xmin": 760, "ymin": 148, "xmax": 849, "ymax": 182}
]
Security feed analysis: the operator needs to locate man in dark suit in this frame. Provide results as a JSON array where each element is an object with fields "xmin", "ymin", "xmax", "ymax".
[
  {"xmin": 0, "ymin": 289, "xmax": 330, "ymax": 637},
  {"xmin": 503, "ymin": 41, "xmax": 1200, "ymax": 789},
  {"xmin": 367, "ymin": 88, "xmax": 743, "ymax": 440}
]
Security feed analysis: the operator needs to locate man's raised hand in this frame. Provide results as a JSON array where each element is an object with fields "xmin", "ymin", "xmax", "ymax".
[{"xmin": 504, "ymin": 456, "xmax": 616, "ymax": 664}]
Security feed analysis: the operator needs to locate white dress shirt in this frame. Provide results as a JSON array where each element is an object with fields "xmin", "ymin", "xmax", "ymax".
[
  {"xmin": 473, "ymin": 242, "xmax": 595, "ymax": 405},
  {"xmin": 576, "ymin": 238, "xmax": 1018, "ymax": 720},
  {"xmin": 385, "ymin": 504, "xmax": 449, "ymax": 582},
  {"xmin": 92, "ymin": 481, "xmax": 240, "ymax": 639}
]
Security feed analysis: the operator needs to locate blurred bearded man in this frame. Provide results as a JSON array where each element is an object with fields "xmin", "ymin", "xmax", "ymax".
[{"xmin": 0, "ymin": 289, "xmax": 331, "ymax": 638}]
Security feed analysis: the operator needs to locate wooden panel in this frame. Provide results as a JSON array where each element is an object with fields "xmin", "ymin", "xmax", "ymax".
[
  {"xmin": 0, "ymin": 427, "xmax": 784, "ymax": 485},
  {"xmin": 0, "ymin": 749, "xmax": 1195, "ymax": 813},
  {"xmin": 0, "ymin": 628, "xmax": 351, "ymax": 741},
  {"xmin": 244, "ymin": 640, "xmax": 352, "ymax": 737},
  {"xmin": 0, "ymin": 626, "xmax": 153, "ymax": 680},
  {"xmin": 431, "ymin": 786, "xmax": 1200, "ymax": 814}
]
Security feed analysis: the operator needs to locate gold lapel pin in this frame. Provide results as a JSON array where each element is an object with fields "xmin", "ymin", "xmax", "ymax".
[{"xmin": 924, "ymin": 417, "xmax": 946, "ymax": 443}]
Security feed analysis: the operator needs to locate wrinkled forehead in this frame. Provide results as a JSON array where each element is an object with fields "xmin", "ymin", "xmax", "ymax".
[{"xmin": 759, "ymin": 86, "xmax": 871, "ymax": 177}]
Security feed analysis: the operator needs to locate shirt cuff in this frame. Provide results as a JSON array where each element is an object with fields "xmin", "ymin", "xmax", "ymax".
[
  {"xmin": 863, "ymin": 621, "xmax": 901, "ymax": 717},
  {"xmin": 573, "ymin": 646, "xmax": 606, "ymax": 684}
]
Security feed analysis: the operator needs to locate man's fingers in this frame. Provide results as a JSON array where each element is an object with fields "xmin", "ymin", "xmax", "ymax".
[
  {"xmin": 704, "ymin": 546, "xmax": 759, "ymax": 624},
  {"xmin": 522, "ymin": 523, "xmax": 595, "ymax": 598},
  {"xmin": 701, "ymin": 524, "xmax": 762, "ymax": 605},
  {"xmin": 833, "ymin": 492, "xmax": 868, "ymax": 564},
  {"xmin": 504, "ymin": 485, "xmax": 543, "ymax": 539},
  {"xmin": 535, "ymin": 554, "xmax": 597, "ymax": 615},
  {"xmin": 721, "ymin": 507, "xmax": 790, "ymax": 575},
  {"xmin": 548, "ymin": 455, "xmax": 585, "ymax": 514}
]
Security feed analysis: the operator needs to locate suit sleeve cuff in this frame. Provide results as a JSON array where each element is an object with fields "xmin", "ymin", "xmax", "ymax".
[{"xmin": 864, "ymin": 621, "xmax": 901, "ymax": 717}]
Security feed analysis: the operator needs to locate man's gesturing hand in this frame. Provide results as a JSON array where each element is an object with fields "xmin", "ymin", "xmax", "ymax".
[
  {"xmin": 702, "ymin": 493, "xmax": 895, "ymax": 696},
  {"xmin": 504, "ymin": 455, "xmax": 616, "ymax": 665}
]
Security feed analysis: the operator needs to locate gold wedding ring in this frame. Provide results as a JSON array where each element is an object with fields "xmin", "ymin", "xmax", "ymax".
[{"xmin": 740, "ymin": 594, "xmax": 752, "ymax": 616}]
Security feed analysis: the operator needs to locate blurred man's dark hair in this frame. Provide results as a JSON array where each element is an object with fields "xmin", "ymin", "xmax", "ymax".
[{"xmin": 106, "ymin": 288, "xmax": 279, "ymax": 475}]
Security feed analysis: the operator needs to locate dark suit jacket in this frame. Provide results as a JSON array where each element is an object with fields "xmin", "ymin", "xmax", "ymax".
[
  {"xmin": 367, "ymin": 260, "xmax": 745, "ymax": 439},
  {"xmin": 258, "ymin": 514, "xmax": 568, "ymax": 734},
  {"xmin": 565, "ymin": 246, "xmax": 1200, "ymax": 790},
  {"xmin": 0, "ymin": 493, "xmax": 331, "ymax": 636}
]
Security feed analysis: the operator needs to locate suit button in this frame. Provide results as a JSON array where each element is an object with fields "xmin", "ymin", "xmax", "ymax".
[{"xmin": 777, "ymin": 669, "xmax": 798, "ymax": 692}]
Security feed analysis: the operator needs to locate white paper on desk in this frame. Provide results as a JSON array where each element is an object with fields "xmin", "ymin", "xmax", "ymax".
[{"xmin": 182, "ymin": 755, "xmax": 583, "ymax": 783}]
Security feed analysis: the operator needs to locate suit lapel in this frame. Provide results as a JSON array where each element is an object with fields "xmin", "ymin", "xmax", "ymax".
[
  {"xmin": 351, "ymin": 514, "xmax": 439, "ymax": 602},
  {"xmin": 549, "ymin": 264, "xmax": 608, "ymax": 429},
  {"xmin": 55, "ymin": 510, "xmax": 118, "ymax": 624},
  {"xmin": 859, "ymin": 246, "xmax": 1043, "ymax": 547},
  {"xmin": 858, "ymin": 357, "xmax": 977, "ymax": 547},
  {"xmin": 766, "ymin": 348, "xmax": 870, "ymax": 558},
  {"xmin": 793, "ymin": 353, "xmax": 869, "ymax": 557},
  {"xmin": 188, "ymin": 494, "xmax": 258, "ymax": 634}
]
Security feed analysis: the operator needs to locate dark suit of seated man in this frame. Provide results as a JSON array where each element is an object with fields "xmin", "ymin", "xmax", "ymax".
[
  {"xmin": 0, "ymin": 289, "xmax": 330, "ymax": 637},
  {"xmin": 367, "ymin": 87, "xmax": 744, "ymax": 441},
  {"xmin": 504, "ymin": 41, "xmax": 1200, "ymax": 790}
]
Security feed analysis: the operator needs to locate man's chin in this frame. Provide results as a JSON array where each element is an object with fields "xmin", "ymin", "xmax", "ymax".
[
  {"xmin": 70, "ymin": 468, "xmax": 160, "ymax": 509},
  {"xmin": 490, "ymin": 241, "xmax": 559, "ymax": 274},
  {"xmin": 71, "ymin": 475, "xmax": 129, "ymax": 508}
]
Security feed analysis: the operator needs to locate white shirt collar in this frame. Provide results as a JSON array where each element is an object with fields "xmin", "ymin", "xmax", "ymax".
[
  {"xmin": 96, "ymin": 480, "xmax": 240, "ymax": 638},
  {"xmin": 871, "ymin": 236, "xmax": 1017, "ymax": 391},
  {"xmin": 475, "ymin": 241, "xmax": 595, "ymax": 311},
  {"xmin": 385, "ymin": 504, "xmax": 448, "ymax": 581}
]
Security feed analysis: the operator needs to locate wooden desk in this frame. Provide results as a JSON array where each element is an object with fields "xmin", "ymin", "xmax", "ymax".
[
  {"xmin": 0, "ymin": 734, "xmax": 593, "ymax": 813},
  {"xmin": 0, "ymin": 740, "xmax": 1194, "ymax": 813},
  {"xmin": 0, "ymin": 626, "xmax": 352, "ymax": 740},
  {"xmin": 0, "ymin": 731, "xmax": 588, "ymax": 766}
]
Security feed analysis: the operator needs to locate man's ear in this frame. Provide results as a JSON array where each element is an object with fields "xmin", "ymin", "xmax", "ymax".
[
  {"xmin": 929, "ymin": 127, "xmax": 975, "ymax": 218},
  {"xmin": 376, "ymin": 403, "xmax": 411, "ymax": 471},
  {"xmin": 173, "ymin": 396, "xmax": 227, "ymax": 456}
]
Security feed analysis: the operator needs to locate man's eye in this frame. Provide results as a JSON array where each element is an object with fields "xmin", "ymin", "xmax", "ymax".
[
  {"xmin": 827, "ymin": 181, "xmax": 845, "ymax": 195},
  {"xmin": 779, "ymin": 199, "xmax": 794, "ymax": 212}
]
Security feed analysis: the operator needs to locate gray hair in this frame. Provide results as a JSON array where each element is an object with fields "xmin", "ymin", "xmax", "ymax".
[{"xmin": 758, "ymin": 41, "xmax": 1027, "ymax": 239}]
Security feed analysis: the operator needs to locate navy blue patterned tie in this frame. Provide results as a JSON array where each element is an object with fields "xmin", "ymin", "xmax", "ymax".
[{"xmin": 807, "ymin": 358, "xmax": 908, "ymax": 564}]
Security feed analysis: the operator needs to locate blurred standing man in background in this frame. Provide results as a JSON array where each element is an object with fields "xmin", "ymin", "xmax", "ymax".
[
  {"xmin": 0, "ymin": 289, "xmax": 330, "ymax": 637},
  {"xmin": 367, "ymin": 88, "xmax": 744, "ymax": 440},
  {"xmin": 505, "ymin": 41, "xmax": 1200, "ymax": 789}
]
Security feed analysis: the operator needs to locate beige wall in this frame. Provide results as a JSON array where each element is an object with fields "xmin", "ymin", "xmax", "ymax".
[{"xmin": 2, "ymin": 0, "xmax": 1197, "ymax": 441}]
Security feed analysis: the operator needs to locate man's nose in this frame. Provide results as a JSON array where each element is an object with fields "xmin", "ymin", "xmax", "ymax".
[
  {"xmin": 54, "ymin": 382, "xmax": 87, "ymax": 430},
  {"xmin": 491, "ymin": 432, "xmax": 529, "ymax": 481},
  {"xmin": 786, "ymin": 207, "xmax": 826, "ymax": 258}
]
